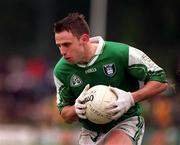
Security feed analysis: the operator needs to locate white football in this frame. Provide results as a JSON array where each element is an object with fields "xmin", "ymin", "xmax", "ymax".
[{"xmin": 83, "ymin": 85, "xmax": 117, "ymax": 124}]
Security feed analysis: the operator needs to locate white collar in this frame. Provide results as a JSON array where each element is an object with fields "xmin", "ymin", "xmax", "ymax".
[{"xmin": 77, "ymin": 36, "xmax": 105, "ymax": 68}]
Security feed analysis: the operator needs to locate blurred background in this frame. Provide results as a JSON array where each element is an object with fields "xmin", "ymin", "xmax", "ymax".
[{"xmin": 0, "ymin": 0, "xmax": 180, "ymax": 145}]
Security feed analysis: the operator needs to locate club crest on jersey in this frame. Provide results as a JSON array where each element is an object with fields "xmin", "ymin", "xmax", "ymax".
[
  {"xmin": 70, "ymin": 74, "xmax": 83, "ymax": 87},
  {"xmin": 103, "ymin": 63, "xmax": 116, "ymax": 77}
]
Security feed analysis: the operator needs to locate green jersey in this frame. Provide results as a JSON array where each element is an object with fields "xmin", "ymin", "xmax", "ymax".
[{"xmin": 53, "ymin": 36, "xmax": 167, "ymax": 133}]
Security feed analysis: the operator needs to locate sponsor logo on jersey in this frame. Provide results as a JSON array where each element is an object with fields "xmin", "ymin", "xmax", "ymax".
[
  {"xmin": 70, "ymin": 74, "xmax": 83, "ymax": 87},
  {"xmin": 141, "ymin": 53, "xmax": 161, "ymax": 71},
  {"xmin": 85, "ymin": 67, "xmax": 97, "ymax": 74},
  {"xmin": 103, "ymin": 63, "xmax": 116, "ymax": 77}
]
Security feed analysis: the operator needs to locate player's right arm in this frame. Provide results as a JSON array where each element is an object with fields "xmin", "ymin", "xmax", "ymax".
[
  {"xmin": 54, "ymin": 75, "xmax": 78, "ymax": 123},
  {"xmin": 60, "ymin": 105, "xmax": 78, "ymax": 123},
  {"xmin": 54, "ymin": 75, "xmax": 89, "ymax": 123}
]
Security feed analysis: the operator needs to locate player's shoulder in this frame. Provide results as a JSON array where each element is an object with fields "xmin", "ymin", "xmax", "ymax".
[
  {"xmin": 104, "ymin": 41, "xmax": 129, "ymax": 57},
  {"xmin": 105, "ymin": 41, "xmax": 129, "ymax": 49},
  {"xmin": 104, "ymin": 41, "xmax": 129, "ymax": 53}
]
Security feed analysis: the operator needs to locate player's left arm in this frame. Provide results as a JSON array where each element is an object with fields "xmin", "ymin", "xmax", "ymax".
[
  {"xmin": 128, "ymin": 46, "xmax": 168, "ymax": 101},
  {"xmin": 107, "ymin": 46, "xmax": 168, "ymax": 120},
  {"xmin": 132, "ymin": 81, "xmax": 168, "ymax": 103}
]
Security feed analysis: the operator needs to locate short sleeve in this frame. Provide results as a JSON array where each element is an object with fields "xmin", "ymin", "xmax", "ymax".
[
  {"xmin": 54, "ymin": 75, "xmax": 75, "ymax": 112},
  {"xmin": 128, "ymin": 46, "xmax": 167, "ymax": 83}
]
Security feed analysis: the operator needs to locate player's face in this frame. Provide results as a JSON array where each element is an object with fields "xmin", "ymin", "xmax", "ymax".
[{"xmin": 55, "ymin": 31, "xmax": 87, "ymax": 64}]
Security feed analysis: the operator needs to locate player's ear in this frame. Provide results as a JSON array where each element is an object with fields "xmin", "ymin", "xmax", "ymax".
[{"xmin": 80, "ymin": 33, "xmax": 89, "ymax": 43}]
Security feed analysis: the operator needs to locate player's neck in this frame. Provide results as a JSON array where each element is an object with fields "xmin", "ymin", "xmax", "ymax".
[
  {"xmin": 80, "ymin": 43, "xmax": 98, "ymax": 64},
  {"xmin": 86, "ymin": 43, "xmax": 98, "ymax": 62}
]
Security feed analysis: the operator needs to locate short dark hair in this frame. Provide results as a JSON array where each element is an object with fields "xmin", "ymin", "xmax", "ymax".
[{"xmin": 54, "ymin": 13, "xmax": 90, "ymax": 37}]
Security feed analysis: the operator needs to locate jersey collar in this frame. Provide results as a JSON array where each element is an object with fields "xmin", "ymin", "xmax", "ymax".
[{"xmin": 77, "ymin": 36, "xmax": 105, "ymax": 68}]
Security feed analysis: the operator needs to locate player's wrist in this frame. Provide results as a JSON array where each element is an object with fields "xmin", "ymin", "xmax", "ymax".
[
  {"xmin": 130, "ymin": 91, "xmax": 140, "ymax": 103},
  {"xmin": 128, "ymin": 92, "xmax": 135, "ymax": 106}
]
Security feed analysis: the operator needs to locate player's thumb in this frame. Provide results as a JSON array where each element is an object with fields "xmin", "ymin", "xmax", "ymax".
[
  {"xmin": 79, "ymin": 84, "xmax": 90, "ymax": 100},
  {"xmin": 109, "ymin": 87, "xmax": 119, "ymax": 96},
  {"xmin": 84, "ymin": 84, "xmax": 90, "ymax": 92}
]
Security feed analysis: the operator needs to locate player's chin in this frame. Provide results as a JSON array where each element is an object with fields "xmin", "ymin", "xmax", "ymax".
[{"xmin": 66, "ymin": 58, "xmax": 76, "ymax": 64}]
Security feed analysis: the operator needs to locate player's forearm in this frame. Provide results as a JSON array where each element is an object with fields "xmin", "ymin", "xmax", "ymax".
[
  {"xmin": 131, "ymin": 81, "xmax": 168, "ymax": 103},
  {"xmin": 60, "ymin": 105, "xmax": 78, "ymax": 123}
]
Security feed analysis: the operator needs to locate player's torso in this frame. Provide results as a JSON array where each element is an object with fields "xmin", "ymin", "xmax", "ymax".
[
  {"xmin": 55, "ymin": 41, "xmax": 141, "ymax": 132},
  {"xmin": 59, "ymin": 41, "xmax": 138, "ymax": 97}
]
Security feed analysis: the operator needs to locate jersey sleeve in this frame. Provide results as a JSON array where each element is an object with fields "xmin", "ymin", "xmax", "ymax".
[
  {"xmin": 128, "ymin": 46, "xmax": 167, "ymax": 83},
  {"xmin": 53, "ymin": 75, "xmax": 75, "ymax": 112}
]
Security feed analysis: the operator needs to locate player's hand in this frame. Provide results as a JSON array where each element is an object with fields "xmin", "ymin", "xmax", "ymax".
[
  {"xmin": 106, "ymin": 87, "xmax": 134, "ymax": 120},
  {"xmin": 75, "ymin": 84, "xmax": 90, "ymax": 119}
]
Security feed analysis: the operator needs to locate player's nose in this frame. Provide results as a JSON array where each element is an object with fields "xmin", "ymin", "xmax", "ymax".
[{"xmin": 60, "ymin": 47, "xmax": 67, "ymax": 56}]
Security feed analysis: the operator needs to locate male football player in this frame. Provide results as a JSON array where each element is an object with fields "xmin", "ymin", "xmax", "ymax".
[{"xmin": 53, "ymin": 13, "xmax": 168, "ymax": 145}]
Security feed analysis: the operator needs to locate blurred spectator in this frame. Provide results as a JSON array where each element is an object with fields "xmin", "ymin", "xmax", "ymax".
[
  {"xmin": 147, "ymin": 127, "xmax": 178, "ymax": 145},
  {"xmin": 151, "ymin": 93, "xmax": 173, "ymax": 128},
  {"xmin": 0, "ymin": 56, "xmax": 56, "ymax": 124},
  {"xmin": 143, "ymin": 82, "xmax": 179, "ymax": 145}
]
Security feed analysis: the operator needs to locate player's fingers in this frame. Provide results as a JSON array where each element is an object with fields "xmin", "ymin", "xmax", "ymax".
[
  {"xmin": 109, "ymin": 87, "xmax": 119, "ymax": 96},
  {"xmin": 77, "ymin": 97, "xmax": 85, "ymax": 103},
  {"xmin": 76, "ymin": 108, "xmax": 86, "ymax": 114},
  {"xmin": 106, "ymin": 106, "xmax": 120, "ymax": 114},
  {"xmin": 78, "ymin": 114, "xmax": 87, "ymax": 119},
  {"xmin": 106, "ymin": 102, "xmax": 117, "ymax": 109},
  {"xmin": 76, "ymin": 109, "xmax": 87, "ymax": 119},
  {"xmin": 76, "ymin": 103, "xmax": 87, "ymax": 109}
]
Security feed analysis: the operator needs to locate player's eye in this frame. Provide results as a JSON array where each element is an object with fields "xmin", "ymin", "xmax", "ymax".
[{"xmin": 63, "ymin": 43, "xmax": 71, "ymax": 47}]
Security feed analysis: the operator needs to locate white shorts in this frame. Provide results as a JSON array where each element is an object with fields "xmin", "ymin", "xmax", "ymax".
[{"xmin": 79, "ymin": 116, "xmax": 145, "ymax": 145}]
